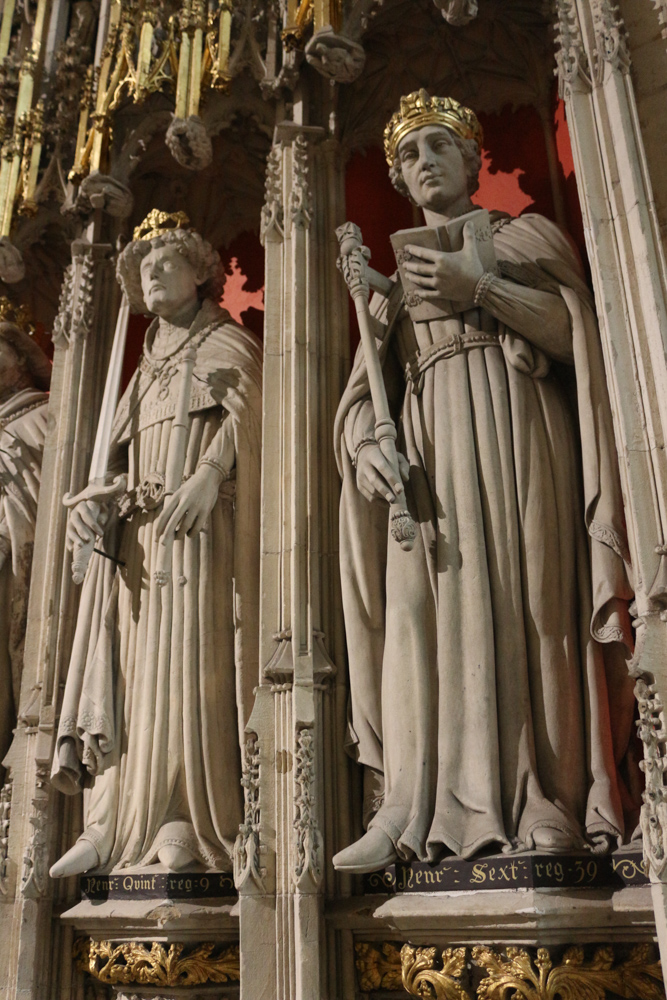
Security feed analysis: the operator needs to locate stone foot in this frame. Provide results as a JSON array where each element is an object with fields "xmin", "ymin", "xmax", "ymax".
[
  {"xmin": 50, "ymin": 839, "xmax": 99, "ymax": 878},
  {"xmin": 531, "ymin": 827, "xmax": 577, "ymax": 852},
  {"xmin": 332, "ymin": 828, "xmax": 397, "ymax": 873},
  {"xmin": 158, "ymin": 843, "xmax": 195, "ymax": 870}
]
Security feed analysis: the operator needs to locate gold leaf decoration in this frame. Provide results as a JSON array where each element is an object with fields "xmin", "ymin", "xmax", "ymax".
[
  {"xmin": 401, "ymin": 944, "xmax": 473, "ymax": 999},
  {"xmin": 472, "ymin": 944, "xmax": 665, "ymax": 1000},
  {"xmin": 355, "ymin": 941, "xmax": 404, "ymax": 992},
  {"xmin": 74, "ymin": 938, "xmax": 240, "ymax": 987}
]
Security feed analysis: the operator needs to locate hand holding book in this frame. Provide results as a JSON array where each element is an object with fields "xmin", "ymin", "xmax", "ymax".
[
  {"xmin": 390, "ymin": 207, "xmax": 499, "ymax": 321},
  {"xmin": 403, "ymin": 219, "xmax": 485, "ymax": 304}
]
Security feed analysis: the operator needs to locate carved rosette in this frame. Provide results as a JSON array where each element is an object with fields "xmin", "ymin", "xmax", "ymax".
[
  {"xmin": 591, "ymin": 0, "xmax": 630, "ymax": 81},
  {"xmin": 554, "ymin": 0, "xmax": 591, "ymax": 98},
  {"xmin": 635, "ymin": 677, "xmax": 667, "ymax": 877},
  {"xmin": 233, "ymin": 732, "xmax": 265, "ymax": 892},
  {"xmin": 74, "ymin": 939, "xmax": 240, "ymax": 987},
  {"xmin": 260, "ymin": 145, "xmax": 284, "ymax": 245},
  {"xmin": 0, "ymin": 776, "xmax": 12, "ymax": 897},
  {"xmin": 293, "ymin": 726, "xmax": 323, "ymax": 890},
  {"xmin": 21, "ymin": 763, "xmax": 49, "ymax": 899},
  {"xmin": 289, "ymin": 133, "xmax": 312, "ymax": 231}
]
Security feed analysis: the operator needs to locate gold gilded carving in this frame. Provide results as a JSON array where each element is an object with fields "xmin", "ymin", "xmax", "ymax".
[
  {"xmin": 355, "ymin": 942, "xmax": 404, "ymax": 993},
  {"xmin": 132, "ymin": 209, "xmax": 191, "ymax": 242},
  {"xmin": 0, "ymin": 295, "xmax": 34, "ymax": 333},
  {"xmin": 402, "ymin": 945, "xmax": 472, "ymax": 999},
  {"xmin": 358, "ymin": 943, "xmax": 665, "ymax": 998},
  {"xmin": 472, "ymin": 945, "xmax": 664, "ymax": 1000},
  {"xmin": 74, "ymin": 939, "xmax": 240, "ymax": 987}
]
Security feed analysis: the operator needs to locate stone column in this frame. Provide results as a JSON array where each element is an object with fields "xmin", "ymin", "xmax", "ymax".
[
  {"xmin": 0, "ymin": 227, "xmax": 120, "ymax": 1000},
  {"xmin": 236, "ymin": 122, "xmax": 351, "ymax": 1000},
  {"xmin": 555, "ymin": 0, "xmax": 667, "ymax": 962}
]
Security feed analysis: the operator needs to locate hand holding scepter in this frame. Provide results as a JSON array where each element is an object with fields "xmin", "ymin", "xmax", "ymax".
[{"xmin": 336, "ymin": 222, "xmax": 416, "ymax": 551}]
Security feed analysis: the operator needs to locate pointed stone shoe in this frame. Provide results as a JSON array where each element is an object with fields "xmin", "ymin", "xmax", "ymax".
[
  {"xmin": 332, "ymin": 828, "xmax": 397, "ymax": 874},
  {"xmin": 158, "ymin": 843, "xmax": 195, "ymax": 870},
  {"xmin": 50, "ymin": 839, "xmax": 99, "ymax": 878}
]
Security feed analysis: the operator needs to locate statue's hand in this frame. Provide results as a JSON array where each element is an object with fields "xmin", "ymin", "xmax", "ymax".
[
  {"xmin": 403, "ymin": 220, "xmax": 484, "ymax": 303},
  {"xmin": 67, "ymin": 499, "xmax": 108, "ymax": 551},
  {"xmin": 356, "ymin": 443, "xmax": 409, "ymax": 504},
  {"xmin": 155, "ymin": 464, "xmax": 222, "ymax": 542}
]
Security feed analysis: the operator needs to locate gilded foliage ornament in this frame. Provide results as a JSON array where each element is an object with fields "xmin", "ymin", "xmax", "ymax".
[
  {"xmin": 74, "ymin": 939, "xmax": 240, "ymax": 987},
  {"xmin": 355, "ymin": 942, "xmax": 404, "ymax": 993},
  {"xmin": 402, "ymin": 945, "xmax": 472, "ymax": 999},
  {"xmin": 472, "ymin": 944, "xmax": 664, "ymax": 1000}
]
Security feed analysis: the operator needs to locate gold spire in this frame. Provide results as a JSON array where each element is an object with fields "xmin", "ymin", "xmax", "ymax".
[
  {"xmin": 383, "ymin": 89, "xmax": 483, "ymax": 165},
  {"xmin": 132, "ymin": 209, "xmax": 191, "ymax": 242}
]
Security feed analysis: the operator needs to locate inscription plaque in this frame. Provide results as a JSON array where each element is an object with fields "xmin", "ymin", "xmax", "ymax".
[
  {"xmin": 80, "ymin": 871, "xmax": 236, "ymax": 901},
  {"xmin": 362, "ymin": 852, "xmax": 648, "ymax": 894}
]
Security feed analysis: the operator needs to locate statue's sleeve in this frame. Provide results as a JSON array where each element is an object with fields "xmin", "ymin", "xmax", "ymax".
[
  {"xmin": 198, "ymin": 410, "xmax": 235, "ymax": 478},
  {"xmin": 343, "ymin": 398, "xmax": 376, "ymax": 466},
  {"xmin": 476, "ymin": 273, "xmax": 574, "ymax": 365}
]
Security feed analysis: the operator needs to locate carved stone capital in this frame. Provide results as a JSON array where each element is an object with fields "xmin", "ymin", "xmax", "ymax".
[
  {"xmin": 554, "ymin": 0, "xmax": 591, "ymax": 98},
  {"xmin": 591, "ymin": 0, "xmax": 630, "ymax": 81}
]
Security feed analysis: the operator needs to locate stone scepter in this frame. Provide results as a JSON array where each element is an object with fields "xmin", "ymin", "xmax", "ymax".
[{"xmin": 336, "ymin": 221, "xmax": 416, "ymax": 551}]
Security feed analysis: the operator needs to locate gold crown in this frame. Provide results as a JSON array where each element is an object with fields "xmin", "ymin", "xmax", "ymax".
[
  {"xmin": 383, "ymin": 90, "xmax": 483, "ymax": 165},
  {"xmin": 132, "ymin": 209, "xmax": 191, "ymax": 242}
]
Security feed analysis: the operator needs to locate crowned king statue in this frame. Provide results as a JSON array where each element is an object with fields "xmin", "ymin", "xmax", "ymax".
[
  {"xmin": 333, "ymin": 91, "xmax": 636, "ymax": 872},
  {"xmin": 50, "ymin": 212, "xmax": 262, "ymax": 875}
]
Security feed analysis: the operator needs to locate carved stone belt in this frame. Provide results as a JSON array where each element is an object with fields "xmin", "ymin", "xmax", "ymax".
[{"xmin": 404, "ymin": 331, "xmax": 500, "ymax": 393}]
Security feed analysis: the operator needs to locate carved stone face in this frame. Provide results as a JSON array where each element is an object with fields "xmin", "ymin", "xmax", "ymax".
[
  {"xmin": 139, "ymin": 244, "xmax": 200, "ymax": 320},
  {"xmin": 397, "ymin": 125, "xmax": 468, "ymax": 213}
]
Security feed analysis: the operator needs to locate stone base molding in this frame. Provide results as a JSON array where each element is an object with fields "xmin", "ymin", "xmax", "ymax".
[
  {"xmin": 356, "ymin": 942, "xmax": 665, "ymax": 998},
  {"xmin": 74, "ymin": 939, "xmax": 240, "ymax": 989}
]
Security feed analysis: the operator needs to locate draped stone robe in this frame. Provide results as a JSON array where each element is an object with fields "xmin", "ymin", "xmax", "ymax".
[
  {"xmin": 335, "ymin": 214, "xmax": 635, "ymax": 861},
  {"xmin": 52, "ymin": 300, "xmax": 262, "ymax": 871},
  {"xmin": 0, "ymin": 388, "xmax": 49, "ymax": 767}
]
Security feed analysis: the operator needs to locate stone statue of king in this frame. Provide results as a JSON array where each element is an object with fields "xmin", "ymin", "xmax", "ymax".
[
  {"xmin": 333, "ymin": 91, "xmax": 636, "ymax": 873},
  {"xmin": 50, "ymin": 212, "xmax": 262, "ymax": 876}
]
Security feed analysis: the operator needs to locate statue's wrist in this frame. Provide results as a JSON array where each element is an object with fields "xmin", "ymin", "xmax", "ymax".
[
  {"xmin": 352, "ymin": 436, "xmax": 377, "ymax": 468},
  {"xmin": 473, "ymin": 270, "xmax": 497, "ymax": 307},
  {"xmin": 198, "ymin": 456, "xmax": 227, "ymax": 481}
]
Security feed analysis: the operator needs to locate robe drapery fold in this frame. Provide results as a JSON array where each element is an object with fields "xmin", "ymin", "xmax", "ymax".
[
  {"xmin": 0, "ymin": 388, "xmax": 49, "ymax": 766},
  {"xmin": 335, "ymin": 213, "xmax": 634, "ymax": 861},
  {"xmin": 52, "ymin": 301, "xmax": 262, "ymax": 871}
]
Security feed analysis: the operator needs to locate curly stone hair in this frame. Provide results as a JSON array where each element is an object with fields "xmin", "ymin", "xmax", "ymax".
[
  {"xmin": 389, "ymin": 130, "xmax": 482, "ymax": 203},
  {"xmin": 116, "ymin": 228, "xmax": 225, "ymax": 314}
]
